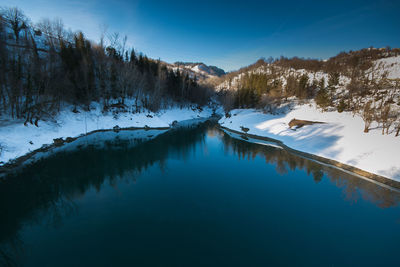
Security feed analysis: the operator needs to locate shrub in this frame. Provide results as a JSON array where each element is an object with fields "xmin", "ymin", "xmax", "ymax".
[
  {"xmin": 337, "ymin": 99, "xmax": 347, "ymax": 113},
  {"xmin": 315, "ymin": 88, "xmax": 331, "ymax": 110}
]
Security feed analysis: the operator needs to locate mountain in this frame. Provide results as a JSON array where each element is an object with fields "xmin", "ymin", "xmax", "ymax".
[{"xmin": 171, "ymin": 62, "xmax": 225, "ymax": 80}]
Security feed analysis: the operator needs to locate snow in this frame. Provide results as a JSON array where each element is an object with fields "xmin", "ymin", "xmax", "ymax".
[
  {"xmin": 191, "ymin": 65, "xmax": 203, "ymax": 73},
  {"xmin": 219, "ymin": 103, "xmax": 400, "ymax": 182},
  {"xmin": 0, "ymin": 103, "xmax": 214, "ymax": 166},
  {"xmin": 369, "ymin": 56, "xmax": 400, "ymax": 80}
]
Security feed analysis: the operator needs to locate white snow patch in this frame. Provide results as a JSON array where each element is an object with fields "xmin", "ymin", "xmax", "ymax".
[{"xmin": 369, "ymin": 56, "xmax": 400, "ymax": 80}]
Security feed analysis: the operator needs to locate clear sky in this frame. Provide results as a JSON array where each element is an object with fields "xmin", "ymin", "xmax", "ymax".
[{"xmin": 3, "ymin": 0, "xmax": 400, "ymax": 71}]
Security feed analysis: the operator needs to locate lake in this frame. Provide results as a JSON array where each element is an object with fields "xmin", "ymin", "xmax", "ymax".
[{"xmin": 1, "ymin": 120, "xmax": 399, "ymax": 266}]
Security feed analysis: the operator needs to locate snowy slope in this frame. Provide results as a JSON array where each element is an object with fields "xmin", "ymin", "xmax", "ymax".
[
  {"xmin": 368, "ymin": 56, "xmax": 400, "ymax": 79},
  {"xmin": 217, "ymin": 55, "xmax": 400, "ymax": 92},
  {"xmin": 217, "ymin": 55, "xmax": 400, "ymax": 182},
  {"xmin": 219, "ymin": 103, "xmax": 400, "ymax": 181}
]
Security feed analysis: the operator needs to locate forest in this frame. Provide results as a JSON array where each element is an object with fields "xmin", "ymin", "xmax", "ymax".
[{"xmin": 0, "ymin": 7, "xmax": 212, "ymax": 125}]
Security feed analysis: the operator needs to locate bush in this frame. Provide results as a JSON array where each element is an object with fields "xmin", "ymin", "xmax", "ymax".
[
  {"xmin": 337, "ymin": 99, "xmax": 347, "ymax": 113},
  {"xmin": 315, "ymin": 88, "xmax": 331, "ymax": 110}
]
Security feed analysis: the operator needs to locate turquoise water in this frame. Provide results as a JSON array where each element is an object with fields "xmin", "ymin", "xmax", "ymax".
[{"xmin": 1, "ymin": 121, "xmax": 400, "ymax": 266}]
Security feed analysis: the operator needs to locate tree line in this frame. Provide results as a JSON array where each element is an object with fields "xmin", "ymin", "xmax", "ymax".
[{"xmin": 0, "ymin": 7, "xmax": 212, "ymax": 125}]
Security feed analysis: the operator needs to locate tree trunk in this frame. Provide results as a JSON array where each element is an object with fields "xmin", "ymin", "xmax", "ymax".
[{"xmin": 364, "ymin": 124, "xmax": 369, "ymax": 133}]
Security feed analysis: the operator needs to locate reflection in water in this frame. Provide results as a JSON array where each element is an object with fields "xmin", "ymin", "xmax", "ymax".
[
  {"xmin": 219, "ymin": 129, "xmax": 400, "ymax": 209},
  {"xmin": 0, "ymin": 121, "xmax": 399, "ymax": 266},
  {"xmin": 0, "ymin": 122, "xmax": 208, "ymax": 266}
]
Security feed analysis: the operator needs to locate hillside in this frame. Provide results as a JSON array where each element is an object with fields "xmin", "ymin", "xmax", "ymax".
[
  {"xmin": 217, "ymin": 49, "xmax": 400, "ymax": 135},
  {"xmin": 217, "ymin": 49, "xmax": 400, "ymax": 181}
]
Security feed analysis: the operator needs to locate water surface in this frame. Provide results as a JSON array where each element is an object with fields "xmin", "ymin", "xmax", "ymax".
[{"xmin": 1, "ymin": 121, "xmax": 399, "ymax": 266}]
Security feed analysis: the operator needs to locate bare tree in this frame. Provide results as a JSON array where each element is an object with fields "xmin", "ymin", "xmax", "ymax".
[
  {"xmin": 36, "ymin": 17, "xmax": 66, "ymax": 48},
  {"xmin": 362, "ymin": 101, "xmax": 374, "ymax": 133},
  {"xmin": 395, "ymin": 119, "xmax": 400, "ymax": 137},
  {"xmin": 99, "ymin": 23, "xmax": 108, "ymax": 49},
  {"xmin": 1, "ymin": 7, "xmax": 29, "ymax": 43},
  {"xmin": 379, "ymin": 105, "xmax": 391, "ymax": 135}
]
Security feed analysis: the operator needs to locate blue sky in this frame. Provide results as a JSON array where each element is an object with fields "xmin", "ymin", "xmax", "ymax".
[{"xmin": 3, "ymin": 0, "xmax": 400, "ymax": 71}]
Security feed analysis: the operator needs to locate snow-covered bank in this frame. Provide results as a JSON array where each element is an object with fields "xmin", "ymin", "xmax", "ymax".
[
  {"xmin": 19, "ymin": 129, "xmax": 169, "ymax": 169},
  {"xmin": 219, "ymin": 103, "xmax": 400, "ymax": 182},
  {"xmin": 0, "ymin": 103, "xmax": 214, "ymax": 166}
]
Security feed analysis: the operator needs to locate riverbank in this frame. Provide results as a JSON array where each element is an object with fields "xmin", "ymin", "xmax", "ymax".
[
  {"xmin": 0, "ymin": 102, "xmax": 215, "ymax": 166},
  {"xmin": 218, "ymin": 103, "xmax": 400, "ymax": 184},
  {"xmin": 220, "ymin": 126, "xmax": 400, "ymax": 189}
]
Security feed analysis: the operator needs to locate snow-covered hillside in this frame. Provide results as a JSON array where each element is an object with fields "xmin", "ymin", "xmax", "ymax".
[
  {"xmin": 217, "ymin": 55, "xmax": 400, "ymax": 183},
  {"xmin": 219, "ymin": 103, "xmax": 400, "ymax": 182},
  {"xmin": 367, "ymin": 55, "xmax": 400, "ymax": 80},
  {"xmin": 217, "ymin": 56, "xmax": 400, "ymax": 92}
]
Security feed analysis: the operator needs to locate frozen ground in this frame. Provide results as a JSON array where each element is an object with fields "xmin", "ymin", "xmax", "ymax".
[
  {"xmin": 219, "ymin": 103, "xmax": 400, "ymax": 181},
  {"xmin": 0, "ymin": 103, "xmax": 214, "ymax": 166}
]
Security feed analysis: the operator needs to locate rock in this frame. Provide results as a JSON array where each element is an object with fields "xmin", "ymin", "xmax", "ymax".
[
  {"xmin": 110, "ymin": 103, "xmax": 127, "ymax": 109},
  {"xmin": 240, "ymin": 135, "xmax": 249, "ymax": 140},
  {"xmin": 113, "ymin": 125, "xmax": 121, "ymax": 132},
  {"xmin": 53, "ymin": 138, "xmax": 64, "ymax": 147},
  {"xmin": 288, "ymin": 118, "xmax": 325, "ymax": 129},
  {"xmin": 240, "ymin": 126, "xmax": 249, "ymax": 133},
  {"xmin": 41, "ymin": 144, "xmax": 50, "ymax": 149}
]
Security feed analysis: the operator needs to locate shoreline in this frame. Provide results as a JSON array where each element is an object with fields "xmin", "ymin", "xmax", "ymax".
[
  {"xmin": 0, "ymin": 104, "xmax": 217, "ymax": 168},
  {"xmin": 3, "ymin": 113, "xmax": 399, "ymax": 190},
  {"xmin": 220, "ymin": 125, "xmax": 400, "ymax": 190},
  {"xmin": 0, "ymin": 126, "xmax": 170, "ymax": 176},
  {"xmin": 0, "ymin": 115, "xmax": 217, "ymax": 176}
]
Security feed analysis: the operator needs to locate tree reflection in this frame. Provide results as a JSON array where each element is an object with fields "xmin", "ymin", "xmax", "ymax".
[
  {"xmin": 0, "ymin": 121, "xmax": 399, "ymax": 266},
  {"xmin": 0, "ymin": 121, "xmax": 210, "ymax": 266},
  {"xmin": 219, "ymin": 129, "xmax": 400, "ymax": 208}
]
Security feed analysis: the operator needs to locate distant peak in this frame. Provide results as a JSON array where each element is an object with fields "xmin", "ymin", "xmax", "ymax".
[{"xmin": 172, "ymin": 62, "xmax": 225, "ymax": 78}]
